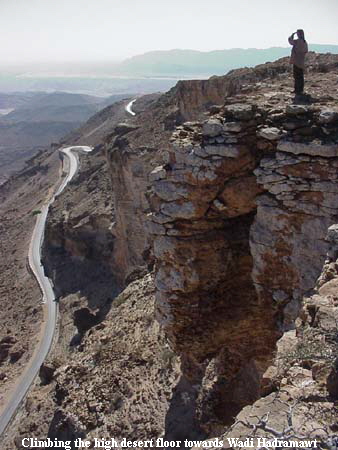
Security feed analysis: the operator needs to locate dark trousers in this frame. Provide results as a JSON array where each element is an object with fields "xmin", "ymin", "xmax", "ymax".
[{"xmin": 293, "ymin": 65, "xmax": 304, "ymax": 94}]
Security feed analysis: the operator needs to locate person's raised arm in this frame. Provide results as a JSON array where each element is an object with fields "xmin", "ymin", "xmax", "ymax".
[{"xmin": 288, "ymin": 32, "xmax": 296, "ymax": 45}]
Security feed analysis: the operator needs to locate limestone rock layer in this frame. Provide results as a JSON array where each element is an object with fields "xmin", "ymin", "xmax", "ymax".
[{"xmin": 147, "ymin": 70, "xmax": 338, "ymax": 429}]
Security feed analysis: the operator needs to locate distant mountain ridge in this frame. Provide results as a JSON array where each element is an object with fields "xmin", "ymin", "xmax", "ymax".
[
  {"xmin": 2, "ymin": 44, "xmax": 337, "ymax": 81},
  {"xmin": 118, "ymin": 44, "xmax": 338, "ymax": 76}
]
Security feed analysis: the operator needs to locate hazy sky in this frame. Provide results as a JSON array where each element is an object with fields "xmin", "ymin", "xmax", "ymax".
[{"xmin": 1, "ymin": 0, "xmax": 338, "ymax": 64}]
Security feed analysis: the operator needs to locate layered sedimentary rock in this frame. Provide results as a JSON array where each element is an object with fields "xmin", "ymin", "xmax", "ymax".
[
  {"xmin": 148, "ymin": 103, "xmax": 274, "ymax": 430},
  {"xmin": 252, "ymin": 146, "xmax": 338, "ymax": 329},
  {"xmin": 163, "ymin": 52, "xmax": 338, "ymax": 120},
  {"xmin": 105, "ymin": 124, "xmax": 154, "ymax": 284},
  {"xmin": 251, "ymin": 103, "xmax": 338, "ymax": 329},
  {"xmin": 148, "ymin": 88, "xmax": 338, "ymax": 431}
]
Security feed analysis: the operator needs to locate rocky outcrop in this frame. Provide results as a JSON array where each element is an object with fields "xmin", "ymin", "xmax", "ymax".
[
  {"xmin": 251, "ymin": 102, "xmax": 338, "ymax": 331},
  {"xmin": 105, "ymin": 125, "xmax": 154, "ymax": 284},
  {"xmin": 148, "ymin": 71, "xmax": 338, "ymax": 432},
  {"xmin": 148, "ymin": 103, "xmax": 273, "ymax": 431},
  {"xmin": 162, "ymin": 52, "xmax": 338, "ymax": 120}
]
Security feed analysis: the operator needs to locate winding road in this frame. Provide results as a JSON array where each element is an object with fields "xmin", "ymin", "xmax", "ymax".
[
  {"xmin": 125, "ymin": 98, "xmax": 137, "ymax": 116},
  {"xmin": 0, "ymin": 98, "xmax": 137, "ymax": 437},
  {"xmin": 0, "ymin": 146, "xmax": 92, "ymax": 437}
]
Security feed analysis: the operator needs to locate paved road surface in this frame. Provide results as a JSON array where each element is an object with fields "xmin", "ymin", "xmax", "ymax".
[
  {"xmin": 125, "ymin": 99, "xmax": 136, "ymax": 116},
  {"xmin": 0, "ymin": 146, "xmax": 92, "ymax": 437}
]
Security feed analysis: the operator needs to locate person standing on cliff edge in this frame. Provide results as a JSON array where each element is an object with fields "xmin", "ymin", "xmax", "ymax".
[{"xmin": 288, "ymin": 29, "xmax": 308, "ymax": 96}]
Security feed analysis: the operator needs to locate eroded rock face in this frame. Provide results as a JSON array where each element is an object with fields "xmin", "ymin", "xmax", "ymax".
[
  {"xmin": 251, "ymin": 149, "xmax": 338, "ymax": 328},
  {"xmin": 105, "ymin": 128, "xmax": 156, "ymax": 285},
  {"xmin": 101, "ymin": 53, "xmax": 338, "ymax": 290},
  {"xmin": 251, "ymin": 104, "xmax": 338, "ymax": 329},
  {"xmin": 148, "ymin": 106, "xmax": 272, "ymax": 430},
  {"xmin": 148, "ymin": 89, "xmax": 338, "ymax": 431}
]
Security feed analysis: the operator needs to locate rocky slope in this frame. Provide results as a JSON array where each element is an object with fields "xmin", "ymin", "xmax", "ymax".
[
  {"xmin": 2, "ymin": 53, "xmax": 338, "ymax": 448},
  {"xmin": 0, "ymin": 98, "xmax": 134, "ymax": 442},
  {"xmin": 39, "ymin": 98, "xmax": 161, "ymax": 339},
  {"xmin": 5, "ymin": 275, "xmax": 190, "ymax": 447},
  {"xmin": 0, "ymin": 147, "xmax": 60, "ymax": 413}
]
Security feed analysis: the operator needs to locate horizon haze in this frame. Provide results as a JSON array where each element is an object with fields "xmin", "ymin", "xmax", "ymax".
[{"xmin": 1, "ymin": 0, "xmax": 338, "ymax": 65}]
